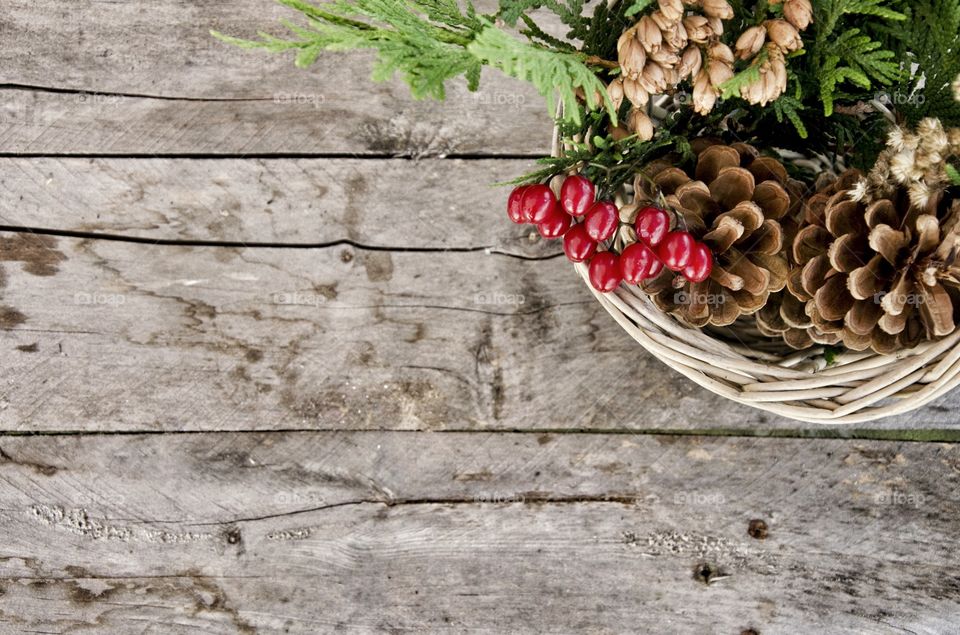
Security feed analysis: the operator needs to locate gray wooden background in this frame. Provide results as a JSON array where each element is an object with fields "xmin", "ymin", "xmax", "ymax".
[{"xmin": 1, "ymin": 1, "xmax": 959, "ymax": 633}]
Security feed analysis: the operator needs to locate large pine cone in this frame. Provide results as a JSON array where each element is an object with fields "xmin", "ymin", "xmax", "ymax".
[
  {"xmin": 634, "ymin": 141, "xmax": 797, "ymax": 327},
  {"xmin": 779, "ymin": 169, "xmax": 960, "ymax": 353}
]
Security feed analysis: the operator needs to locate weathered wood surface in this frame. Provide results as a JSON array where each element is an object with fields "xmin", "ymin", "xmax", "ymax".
[
  {"xmin": 1, "ymin": 431, "xmax": 958, "ymax": 633},
  {"xmin": 0, "ymin": 0, "xmax": 553, "ymax": 156},
  {"xmin": 3, "ymin": 229, "xmax": 959, "ymax": 433},
  {"xmin": 5, "ymin": 0, "xmax": 960, "ymax": 631},
  {"xmin": 0, "ymin": 158, "xmax": 549, "ymax": 254}
]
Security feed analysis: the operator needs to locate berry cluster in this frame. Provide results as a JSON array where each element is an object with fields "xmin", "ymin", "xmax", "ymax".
[{"xmin": 507, "ymin": 175, "xmax": 714, "ymax": 293}]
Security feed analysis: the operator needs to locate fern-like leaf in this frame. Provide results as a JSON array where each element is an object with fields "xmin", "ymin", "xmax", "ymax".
[{"xmin": 467, "ymin": 24, "xmax": 616, "ymax": 124}]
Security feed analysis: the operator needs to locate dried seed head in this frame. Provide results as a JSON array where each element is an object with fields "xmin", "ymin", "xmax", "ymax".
[
  {"xmin": 888, "ymin": 127, "xmax": 907, "ymax": 152},
  {"xmin": 677, "ymin": 45, "xmax": 703, "ymax": 80},
  {"xmin": 707, "ymin": 59, "xmax": 734, "ymax": 87},
  {"xmin": 708, "ymin": 42, "xmax": 735, "ymax": 65},
  {"xmin": 948, "ymin": 128, "xmax": 960, "ymax": 154},
  {"xmin": 658, "ymin": 0, "xmax": 685, "ymax": 23},
  {"xmin": 623, "ymin": 77, "xmax": 650, "ymax": 108},
  {"xmin": 702, "ymin": 0, "xmax": 734, "ymax": 19},
  {"xmin": 683, "ymin": 15, "xmax": 713, "ymax": 44},
  {"xmin": 783, "ymin": 0, "xmax": 813, "ymax": 31},
  {"xmin": 735, "ymin": 26, "xmax": 766, "ymax": 60},
  {"xmin": 606, "ymin": 77, "xmax": 625, "ymax": 111},
  {"xmin": 707, "ymin": 16, "xmax": 724, "ymax": 36},
  {"xmin": 650, "ymin": 47, "xmax": 681, "ymax": 67},
  {"xmin": 765, "ymin": 19, "xmax": 803, "ymax": 52},
  {"xmin": 661, "ymin": 21, "xmax": 689, "ymax": 50},
  {"xmin": 741, "ymin": 76, "xmax": 765, "ymax": 106},
  {"xmin": 628, "ymin": 108, "xmax": 655, "ymax": 141},
  {"xmin": 638, "ymin": 16, "xmax": 664, "ymax": 53},
  {"xmin": 693, "ymin": 69, "xmax": 717, "ymax": 115},
  {"xmin": 641, "ymin": 60, "xmax": 669, "ymax": 93},
  {"xmin": 618, "ymin": 28, "xmax": 648, "ymax": 79}
]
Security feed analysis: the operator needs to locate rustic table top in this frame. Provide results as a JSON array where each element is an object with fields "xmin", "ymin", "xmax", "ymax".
[{"xmin": 1, "ymin": 2, "xmax": 959, "ymax": 633}]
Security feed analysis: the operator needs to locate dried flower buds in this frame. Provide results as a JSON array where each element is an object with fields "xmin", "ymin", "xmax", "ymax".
[
  {"xmin": 603, "ymin": 0, "xmax": 813, "ymax": 118},
  {"xmin": 765, "ymin": 19, "xmax": 803, "ymax": 52},
  {"xmin": 628, "ymin": 108, "xmax": 655, "ymax": 141},
  {"xmin": 735, "ymin": 26, "xmax": 766, "ymax": 60},
  {"xmin": 783, "ymin": 0, "xmax": 813, "ymax": 31}
]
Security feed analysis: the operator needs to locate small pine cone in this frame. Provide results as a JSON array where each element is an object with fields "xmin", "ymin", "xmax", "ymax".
[
  {"xmin": 701, "ymin": 0, "xmax": 734, "ymax": 19},
  {"xmin": 765, "ymin": 19, "xmax": 803, "ymax": 52},
  {"xmin": 692, "ymin": 69, "xmax": 718, "ymax": 115},
  {"xmin": 677, "ymin": 46, "xmax": 703, "ymax": 81},
  {"xmin": 657, "ymin": 0, "xmax": 685, "ymax": 23},
  {"xmin": 735, "ymin": 26, "xmax": 766, "ymax": 60},
  {"xmin": 634, "ymin": 141, "xmax": 795, "ymax": 327},
  {"xmin": 787, "ymin": 170, "xmax": 960, "ymax": 353},
  {"xmin": 683, "ymin": 15, "xmax": 713, "ymax": 44},
  {"xmin": 628, "ymin": 108, "xmax": 655, "ymax": 141},
  {"xmin": 623, "ymin": 76, "xmax": 651, "ymax": 108},
  {"xmin": 606, "ymin": 78, "xmax": 625, "ymax": 111},
  {"xmin": 637, "ymin": 15, "xmax": 664, "ymax": 53},
  {"xmin": 618, "ymin": 27, "xmax": 648, "ymax": 80},
  {"xmin": 740, "ymin": 44, "xmax": 787, "ymax": 106},
  {"xmin": 783, "ymin": 0, "xmax": 813, "ymax": 30}
]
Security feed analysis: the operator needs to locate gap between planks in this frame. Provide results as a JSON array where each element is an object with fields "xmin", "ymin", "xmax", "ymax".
[{"xmin": 0, "ymin": 427, "xmax": 958, "ymax": 443}]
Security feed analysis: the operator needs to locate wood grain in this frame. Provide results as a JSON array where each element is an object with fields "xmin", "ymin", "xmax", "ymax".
[
  {"xmin": 1, "ymin": 230, "xmax": 958, "ymax": 432},
  {"xmin": 1, "ymin": 431, "xmax": 957, "ymax": 633},
  {"xmin": 0, "ymin": 158, "xmax": 550, "ymax": 254},
  {"xmin": 0, "ymin": 0, "xmax": 555, "ymax": 156}
]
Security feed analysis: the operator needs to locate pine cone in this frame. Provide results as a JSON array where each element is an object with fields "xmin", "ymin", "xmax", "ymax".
[
  {"xmin": 785, "ymin": 169, "xmax": 960, "ymax": 353},
  {"xmin": 634, "ymin": 141, "xmax": 797, "ymax": 327}
]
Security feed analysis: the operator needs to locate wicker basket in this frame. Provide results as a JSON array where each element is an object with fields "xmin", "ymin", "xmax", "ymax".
[{"xmin": 552, "ymin": 121, "xmax": 960, "ymax": 424}]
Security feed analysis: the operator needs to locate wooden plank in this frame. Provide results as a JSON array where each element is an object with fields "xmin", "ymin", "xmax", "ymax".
[
  {"xmin": 0, "ymin": 0, "xmax": 555, "ymax": 155},
  {"xmin": 0, "ymin": 158, "xmax": 549, "ymax": 253},
  {"xmin": 1, "ymin": 230, "xmax": 958, "ymax": 432},
  {"xmin": 0, "ymin": 431, "xmax": 958, "ymax": 632}
]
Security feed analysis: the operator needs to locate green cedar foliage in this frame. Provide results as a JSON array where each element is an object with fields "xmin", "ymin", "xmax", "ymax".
[{"xmin": 212, "ymin": 0, "xmax": 614, "ymax": 123}]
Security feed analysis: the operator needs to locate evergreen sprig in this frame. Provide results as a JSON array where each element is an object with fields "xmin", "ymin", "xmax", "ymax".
[
  {"xmin": 886, "ymin": 0, "xmax": 960, "ymax": 126},
  {"xmin": 212, "ymin": 0, "xmax": 613, "ymax": 122},
  {"xmin": 811, "ymin": 0, "xmax": 905, "ymax": 116}
]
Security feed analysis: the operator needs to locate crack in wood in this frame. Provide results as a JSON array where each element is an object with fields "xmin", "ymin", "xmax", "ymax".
[{"xmin": 0, "ymin": 225, "xmax": 563, "ymax": 260}]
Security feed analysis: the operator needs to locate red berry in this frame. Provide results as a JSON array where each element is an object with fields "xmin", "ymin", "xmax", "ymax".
[
  {"xmin": 657, "ymin": 231, "xmax": 697, "ymax": 271},
  {"xmin": 560, "ymin": 175, "xmax": 596, "ymax": 217},
  {"xmin": 537, "ymin": 207, "xmax": 572, "ymax": 239},
  {"xmin": 635, "ymin": 206, "xmax": 671, "ymax": 247},
  {"xmin": 562, "ymin": 224, "xmax": 598, "ymax": 263},
  {"xmin": 588, "ymin": 252, "xmax": 623, "ymax": 293},
  {"xmin": 507, "ymin": 186, "xmax": 530, "ymax": 224},
  {"xmin": 620, "ymin": 242, "xmax": 664, "ymax": 284},
  {"xmin": 521, "ymin": 184, "xmax": 559, "ymax": 223},
  {"xmin": 583, "ymin": 201, "xmax": 619, "ymax": 242},
  {"xmin": 683, "ymin": 242, "xmax": 714, "ymax": 283}
]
